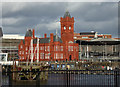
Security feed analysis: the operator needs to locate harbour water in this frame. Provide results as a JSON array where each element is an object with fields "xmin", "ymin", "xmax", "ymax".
[{"xmin": 2, "ymin": 73, "xmax": 116, "ymax": 86}]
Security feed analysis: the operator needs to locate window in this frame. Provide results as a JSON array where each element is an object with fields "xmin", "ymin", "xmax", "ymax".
[
  {"xmin": 82, "ymin": 37, "xmax": 88, "ymax": 38},
  {"xmin": 45, "ymin": 53, "xmax": 50, "ymax": 59},
  {"xmin": 48, "ymin": 46, "xmax": 50, "ymax": 51},
  {"xmin": 61, "ymin": 53, "xmax": 63, "ymax": 59},
  {"xmin": 45, "ymin": 46, "xmax": 47, "ymax": 51},
  {"xmin": 54, "ymin": 53, "xmax": 59, "ymax": 59},
  {"xmin": 41, "ymin": 47, "xmax": 44, "ymax": 50},
  {"xmin": 61, "ymin": 46, "xmax": 63, "ymax": 51},
  {"xmin": 45, "ymin": 54, "xmax": 47, "ymax": 59},
  {"xmin": 76, "ymin": 46, "xmax": 78, "ymax": 51},
  {"xmin": 21, "ymin": 45, "xmax": 23, "ymax": 48},
  {"xmin": 40, "ymin": 53, "xmax": 44, "ymax": 59},
  {"xmin": 68, "ymin": 41, "xmax": 73, "ymax": 43},
  {"xmin": 56, "ymin": 46, "xmax": 58, "ymax": 51},
  {"xmin": 48, "ymin": 53, "xmax": 50, "ymax": 59},
  {"xmin": 54, "ymin": 46, "xmax": 56, "ymax": 51},
  {"xmin": 71, "ymin": 46, "xmax": 73, "ymax": 51},
  {"xmin": 69, "ymin": 26, "xmax": 71, "ymax": 30},
  {"xmin": 105, "ymin": 36, "xmax": 107, "ymax": 38},
  {"xmin": 56, "ymin": 53, "xmax": 58, "ymax": 59},
  {"xmin": 54, "ymin": 53, "xmax": 55, "ymax": 59},
  {"xmin": 26, "ymin": 47, "xmax": 28, "ymax": 51},
  {"xmin": 19, "ymin": 51, "xmax": 21, "ymax": 54},
  {"xmin": 22, "ymin": 51, "xmax": 24, "ymax": 54},
  {"xmin": 89, "ymin": 36, "xmax": 94, "ymax": 38},
  {"xmin": 64, "ymin": 26, "xmax": 66, "ymax": 30},
  {"xmin": 68, "ymin": 46, "xmax": 73, "ymax": 51},
  {"xmin": 68, "ymin": 46, "xmax": 70, "ymax": 51},
  {"xmin": 74, "ymin": 37, "xmax": 77, "ymax": 39},
  {"xmin": 98, "ymin": 36, "xmax": 102, "ymax": 38},
  {"xmin": 54, "ymin": 46, "xmax": 59, "ymax": 51},
  {"xmin": 40, "ymin": 47, "xmax": 42, "ymax": 50}
]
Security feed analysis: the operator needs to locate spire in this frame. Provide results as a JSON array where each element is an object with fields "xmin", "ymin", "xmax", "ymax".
[{"xmin": 63, "ymin": 10, "xmax": 71, "ymax": 18}]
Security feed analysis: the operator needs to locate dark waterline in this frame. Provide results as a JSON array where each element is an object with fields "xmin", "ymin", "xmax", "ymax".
[{"xmin": 2, "ymin": 73, "xmax": 115, "ymax": 86}]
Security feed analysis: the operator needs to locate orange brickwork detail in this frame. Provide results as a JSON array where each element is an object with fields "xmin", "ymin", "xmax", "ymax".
[{"xmin": 60, "ymin": 16, "xmax": 74, "ymax": 43}]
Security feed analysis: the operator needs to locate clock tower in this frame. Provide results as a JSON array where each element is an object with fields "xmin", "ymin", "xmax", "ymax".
[{"xmin": 60, "ymin": 11, "xmax": 74, "ymax": 43}]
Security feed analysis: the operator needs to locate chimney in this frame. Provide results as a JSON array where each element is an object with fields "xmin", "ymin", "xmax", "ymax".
[
  {"xmin": 32, "ymin": 29, "xmax": 35, "ymax": 38},
  {"xmin": 50, "ymin": 33, "xmax": 54, "ymax": 43},
  {"xmin": 44, "ymin": 33, "xmax": 47, "ymax": 38}
]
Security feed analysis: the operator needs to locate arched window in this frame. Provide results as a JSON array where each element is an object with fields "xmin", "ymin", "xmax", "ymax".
[
  {"xmin": 69, "ymin": 26, "xmax": 71, "ymax": 30},
  {"xmin": 64, "ymin": 26, "xmax": 66, "ymax": 30}
]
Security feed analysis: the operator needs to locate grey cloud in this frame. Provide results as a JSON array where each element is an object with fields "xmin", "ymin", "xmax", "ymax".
[
  {"xmin": 2, "ymin": 2, "xmax": 118, "ymax": 38},
  {"xmin": 70, "ymin": 2, "xmax": 117, "ymax": 22},
  {"xmin": 2, "ymin": 2, "xmax": 66, "ymax": 18}
]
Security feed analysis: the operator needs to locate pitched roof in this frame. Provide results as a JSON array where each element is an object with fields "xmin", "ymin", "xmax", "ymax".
[
  {"xmin": 63, "ymin": 11, "xmax": 71, "ymax": 18},
  {"xmin": 39, "ymin": 36, "xmax": 62, "ymax": 43},
  {"xmin": 39, "ymin": 38, "xmax": 50, "ymax": 43},
  {"xmin": 53, "ymin": 35, "xmax": 62, "ymax": 43},
  {"xmin": 25, "ymin": 29, "xmax": 33, "ymax": 37}
]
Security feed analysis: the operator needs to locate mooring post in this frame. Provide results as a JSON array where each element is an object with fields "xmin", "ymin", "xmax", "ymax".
[
  {"xmin": 0, "ymin": 64, "xmax": 2, "ymax": 87},
  {"xmin": 9, "ymin": 68, "xmax": 12, "ymax": 87},
  {"xmin": 69, "ymin": 69, "xmax": 70, "ymax": 86},
  {"xmin": 36, "ymin": 71, "xmax": 40, "ymax": 87},
  {"xmin": 66, "ymin": 68, "xmax": 68, "ymax": 87},
  {"xmin": 45, "ymin": 68, "xmax": 48, "ymax": 80}
]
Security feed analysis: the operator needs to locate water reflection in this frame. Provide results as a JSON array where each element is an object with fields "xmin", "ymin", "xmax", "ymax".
[{"xmin": 2, "ymin": 73, "xmax": 115, "ymax": 86}]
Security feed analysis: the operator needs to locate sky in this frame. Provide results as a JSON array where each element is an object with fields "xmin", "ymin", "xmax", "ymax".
[{"xmin": 0, "ymin": 2, "xmax": 119, "ymax": 38}]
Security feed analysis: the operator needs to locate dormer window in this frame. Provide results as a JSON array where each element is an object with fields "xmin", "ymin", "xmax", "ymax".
[
  {"xmin": 64, "ymin": 26, "xmax": 66, "ymax": 30},
  {"xmin": 69, "ymin": 26, "xmax": 71, "ymax": 30}
]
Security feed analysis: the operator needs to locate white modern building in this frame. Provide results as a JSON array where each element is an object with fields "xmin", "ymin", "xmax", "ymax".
[
  {"xmin": 0, "ymin": 27, "xmax": 24, "ymax": 63},
  {"xmin": 2, "ymin": 34, "xmax": 24, "ymax": 39}
]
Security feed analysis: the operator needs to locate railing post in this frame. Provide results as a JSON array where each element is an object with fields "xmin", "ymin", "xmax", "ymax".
[
  {"xmin": 9, "ymin": 71, "xmax": 12, "ymax": 87},
  {"xmin": 0, "ymin": 64, "xmax": 2, "ymax": 87},
  {"xmin": 66, "ymin": 68, "xmax": 70, "ymax": 87},
  {"xmin": 36, "ymin": 71, "xmax": 40, "ymax": 87},
  {"xmin": 114, "ymin": 68, "xmax": 119, "ymax": 87},
  {"xmin": 66, "ymin": 68, "xmax": 68, "ymax": 87},
  {"xmin": 69, "ymin": 70, "xmax": 70, "ymax": 86}
]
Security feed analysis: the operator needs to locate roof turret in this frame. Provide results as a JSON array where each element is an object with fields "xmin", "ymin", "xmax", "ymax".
[
  {"xmin": 63, "ymin": 11, "xmax": 71, "ymax": 18},
  {"xmin": 25, "ymin": 29, "xmax": 33, "ymax": 37}
]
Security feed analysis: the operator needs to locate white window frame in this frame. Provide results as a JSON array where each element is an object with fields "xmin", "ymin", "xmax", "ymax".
[{"xmin": 61, "ymin": 46, "xmax": 63, "ymax": 51}]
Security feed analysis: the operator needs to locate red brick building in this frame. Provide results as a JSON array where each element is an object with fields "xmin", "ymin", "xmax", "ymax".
[{"xmin": 18, "ymin": 11, "xmax": 79, "ymax": 62}]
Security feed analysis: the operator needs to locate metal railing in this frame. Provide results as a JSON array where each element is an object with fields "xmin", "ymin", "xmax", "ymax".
[
  {"xmin": 1, "ymin": 69, "xmax": 120, "ymax": 87},
  {"xmin": 0, "ymin": 73, "xmax": 1, "ymax": 87}
]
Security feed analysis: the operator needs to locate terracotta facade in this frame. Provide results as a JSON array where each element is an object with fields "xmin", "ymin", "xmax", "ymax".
[{"xmin": 18, "ymin": 12, "xmax": 79, "ymax": 62}]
